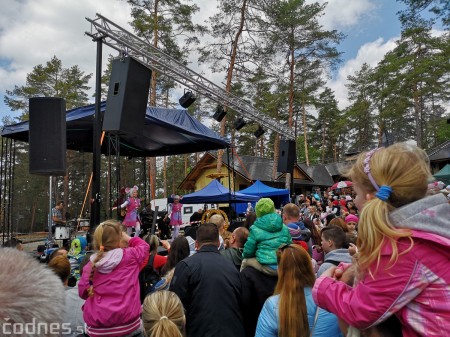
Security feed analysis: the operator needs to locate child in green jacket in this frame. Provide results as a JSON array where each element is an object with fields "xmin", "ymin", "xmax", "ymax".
[{"xmin": 241, "ymin": 198, "xmax": 292, "ymax": 271}]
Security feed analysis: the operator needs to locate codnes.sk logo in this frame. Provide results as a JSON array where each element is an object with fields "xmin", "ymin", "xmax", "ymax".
[{"xmin": 2, "ymin": 318, "xmax": 84, "ymax": 335}]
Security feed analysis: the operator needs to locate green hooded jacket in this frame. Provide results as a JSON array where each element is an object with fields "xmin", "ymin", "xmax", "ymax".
[{"xmin": 242, "ymin": 213, "xmax": 292, "ymax": 265}]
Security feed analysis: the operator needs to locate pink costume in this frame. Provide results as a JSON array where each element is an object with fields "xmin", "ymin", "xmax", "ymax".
[
  {"xmin": 122, "ymin": 197, "xmax": 141, "ymax": 227},
  {"xmin": 169, "ymin": 196, "xmax": 183, "ymax": 240},
  {"xmin": 169, "ymin": 202, "xmax": 183, "ymax": 226},
  {"xmin": 119, "ymin": 186, "xmax": 141, "ymax": 237}
]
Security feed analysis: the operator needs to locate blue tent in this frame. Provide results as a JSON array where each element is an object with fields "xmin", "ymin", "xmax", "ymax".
[
  {"xmin": 181, "ymin": 180, "xmax": 259, "ymax": 204},
  {"xmin": 239, "ymin": 180, "xmax": 289, "ymax": 198},
  {"xmin": 236, "ymin": 180, "xmax": 290, "ymax": 214},
  {"xmin": 1, "ymin": 101, "xmax": 229, "ymax": 157}
]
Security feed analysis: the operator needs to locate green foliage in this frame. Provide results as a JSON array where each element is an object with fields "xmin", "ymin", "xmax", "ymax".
[
  {"xmin": 397, "ymin": 0, "xmax": 450, "ymax": 28},
  {"xmin": 4, "ymin": 56, "xmax": 92, "ymax": 120}
]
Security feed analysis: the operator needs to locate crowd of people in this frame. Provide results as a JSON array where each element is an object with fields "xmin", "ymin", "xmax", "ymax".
[{"xmin": 1, "ymin": 142, "xmax": 450, "ymax": 337}]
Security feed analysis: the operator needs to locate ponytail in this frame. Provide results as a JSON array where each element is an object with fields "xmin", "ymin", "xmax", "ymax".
[{"xmin": 87, "ymin": 250, "xmax": 104, "ymax": 297}]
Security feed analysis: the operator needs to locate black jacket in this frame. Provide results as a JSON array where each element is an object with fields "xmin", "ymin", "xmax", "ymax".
[
  {"xmin": 170, "ymin": 245, "xmax": 245, "ymax": 337},
  {"xmin": 241, "ymin": 266, "xmax": 278, "ymax": 337}
]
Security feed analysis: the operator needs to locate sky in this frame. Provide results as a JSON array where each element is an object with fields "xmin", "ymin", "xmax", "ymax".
[{"xmin": 0, "ymin": 0, "xmax": 407, "ymax": 122}]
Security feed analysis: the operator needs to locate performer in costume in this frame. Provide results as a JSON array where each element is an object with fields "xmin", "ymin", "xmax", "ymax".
[
  {"xmin": 169, "ymin": 195, "xmax": 183, "ymax": 240},
  {"xmin": 114, "ymin": 186, "xmax": 142, "ymax": 237}
]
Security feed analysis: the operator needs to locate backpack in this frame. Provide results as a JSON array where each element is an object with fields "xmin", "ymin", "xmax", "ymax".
[{"xmin": 139, "ymin": 254, "xmax": 161, "ymax": 303}]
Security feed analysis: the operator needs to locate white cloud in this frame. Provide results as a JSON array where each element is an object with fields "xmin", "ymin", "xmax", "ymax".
[
  {"xmin": 0, "ymin": 0, "xmax": 133, "ymax": 117},
  {"xmin": 313, "ymin": 0, "xmax": 377, "ymax": 30},
  {"xmin": 329, "ymin": 37, "xmax": 398, "ymax": 109}
]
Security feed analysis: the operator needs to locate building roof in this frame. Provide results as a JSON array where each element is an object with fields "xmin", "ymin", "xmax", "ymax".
[{"xmin": 428, "ymin": 140, "xmax": 450, "ymax": 162}]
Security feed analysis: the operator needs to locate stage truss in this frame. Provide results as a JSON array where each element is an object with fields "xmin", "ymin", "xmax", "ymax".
[{"xmin": 86, "ymin": 13, "xmax": 295, "ymax": 140}]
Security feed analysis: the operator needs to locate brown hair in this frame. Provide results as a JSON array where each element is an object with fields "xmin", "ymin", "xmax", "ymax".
[
  {"xmin": 329, "ymin": 217, "xmax": 348, "ymax": 232},
  {"xmin": 283, "ymin": 203, "xmax": 300, "ymax": 219},
  {"xmin": 275, "ymin": 244, "xmax": 315, "ymax": 337},
  {"xmin": 321, "ymin": 226, "xmax": 347, "ymax": 249},
  {"xmin": 88, "ymin": 219, "xmax": 122, "ymax": 297},
  {"xmin": 142, "ymin": 290, "xmax": 184, "ymax": 337},
  {"xmin": 344, "ymin": 143, "xmax": 430, "ymax": 275},
  {"xmin": 48, "ymin": 255, "xmax": 71, "ymax": 283}
]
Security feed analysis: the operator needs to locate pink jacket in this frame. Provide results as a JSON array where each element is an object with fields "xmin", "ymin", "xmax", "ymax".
[
  {"xmin": 313, "ymin": 194, "xmax": 450, "ymax": 337},
  {"xmin": 79, "ymin": 237, "xmax": 149, "ymax": 337}
]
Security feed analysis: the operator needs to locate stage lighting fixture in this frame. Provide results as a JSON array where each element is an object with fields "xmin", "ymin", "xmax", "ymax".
[
  {"xmin": 213, "ymin": 105, "xmax": 227, "ymax": 122},
  {"xmin": 254, "ymin": 126, "xmax": 265, "ymax": 138},
  {"xmin": 234, "ymin": 117, "xmax": 246, "ymax": 131},
  {"xmin": 179, "ymin": 90, "xmax": 196, "ymax": 108}
]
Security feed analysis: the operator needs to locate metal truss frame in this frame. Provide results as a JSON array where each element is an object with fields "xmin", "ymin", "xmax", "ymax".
[{"xmin": 86, "ymin": 13, "xmax": 295, "ymax": 140}]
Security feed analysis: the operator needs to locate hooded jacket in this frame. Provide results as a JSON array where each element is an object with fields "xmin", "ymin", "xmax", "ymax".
[
  {"xmin": 242, "ymin": 213, "xmax": 292, "ymax": 265},
  {"xmin": 313, "ymin": 194, "xmax": 450, "ymax": 337},
  {"xmin": 316, "ymin": 248, "xmax": 352, "ymax": 277},
  {"xmin": 78, "ymin": 237, "xmax": 149, "ymax": 337}
]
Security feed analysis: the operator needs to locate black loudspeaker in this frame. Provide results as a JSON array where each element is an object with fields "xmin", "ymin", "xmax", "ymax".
[
  {"xmin": 103, "ymin": 57, "xmax": 151, "ymax": 134},
  {"xmin": 29, "ymin": 97, "xmax": 66, "ymax": 176},
  {"xmin": 278, "ymin": 140, "xmax": 296, "ymax": 173}
]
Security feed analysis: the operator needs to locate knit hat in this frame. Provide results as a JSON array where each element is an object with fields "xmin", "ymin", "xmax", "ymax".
[
  {"xmin": 287, "ymin": 223, "xmax": 302, "ymax": 241},
  {"xmin": 255, "ymin": 198, "xmax": 275, "ymax": 217},
  {"xmin": 345, "ymin": 214, "xmax": 359, "ymax": 224}
]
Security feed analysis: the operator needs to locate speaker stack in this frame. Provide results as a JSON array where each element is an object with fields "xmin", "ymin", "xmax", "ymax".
[
  {"xmin": 277, "ymin": 140, "xmax": 296, "ymax": 173},
  {"xmin": 103, "ymin": 57, "xmax": 152, "ymax": 135},
  {"xmin": 29, "ymin": 97, "xmax": 67, "ymax": 176}
]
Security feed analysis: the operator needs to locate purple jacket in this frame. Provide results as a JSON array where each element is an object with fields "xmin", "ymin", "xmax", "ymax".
[
  {"xmin": 79, "ymin": 237, "xmax": 149, "ymax": 337},
  {"xmin": 313, "ymin": 194, "xmax": 450, "ymax": 337}
]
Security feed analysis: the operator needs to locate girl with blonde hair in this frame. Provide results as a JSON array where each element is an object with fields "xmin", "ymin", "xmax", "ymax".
[
  {"xmin": 313, "ymin": 142, "xmax": 450, "ymax": 336},
  {"xmin": 142, "ymin": 290, "xmax": 185, "ymax": 337},
  {"xmin": 255, "ymin": 244, "xmax": 342, "ymax": 337},
  {"xmin": 78, "ymin": 219, "xmax": 149, "ymax": 337}
]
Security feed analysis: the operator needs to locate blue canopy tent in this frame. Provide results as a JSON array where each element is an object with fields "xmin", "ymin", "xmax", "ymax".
[
  {"xmin": 235, "ymin": 180, "xmax": 290, "ymax": 214},
  {"xmin": 180, "ymin": 180, "xmax": 259, "ymax": 204},
  {"xmin": 1, "ymin": 101, "xmax": 230, "ymax": 157}
]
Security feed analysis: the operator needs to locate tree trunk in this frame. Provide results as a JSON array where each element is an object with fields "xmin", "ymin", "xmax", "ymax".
[
  {"xmin": 321, "ymin": 124, "xmax": 326, "ymax": 163},
  {"xmin": 412, "ymin": 82, "xmax": 422, "ymax": 147},
  {"xmin": 302, "ymin": 84, "xmax": 310, "ymax": 166},
  {"xmin": 148, "ymin": 0, "xmax": 160, "ymax": 200},
  {"xmin": 272, "ymin": 133, "xmax": 280, "ymax": 180},
  {"xmin": 163, "ymin": 156, "xmax": 167, "ymax": 198},
  {"xmin": 217, "ymin": 0, "xmax": 248, "ymax": 173}
]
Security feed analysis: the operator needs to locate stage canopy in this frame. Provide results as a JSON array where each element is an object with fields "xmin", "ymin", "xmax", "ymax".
[
  {"xmin": 1, "ymin": 101, "xmax": 230, "ymax": 157},
  {"xmin": 181, "ymin": 180, "xmax": 259, "ymax": 204}
]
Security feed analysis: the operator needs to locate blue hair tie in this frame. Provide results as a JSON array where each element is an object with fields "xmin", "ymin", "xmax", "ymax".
[{"xmin": 376, "ymin": 185, "xmax": 392, "ymax": 202}]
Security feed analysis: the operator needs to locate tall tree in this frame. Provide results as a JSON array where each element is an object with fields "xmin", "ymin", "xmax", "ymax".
[
  {"xmin": 127, "ymin": 0, "xmax": 205, "ymax": 199},
  {"xmin": 4, "ymin": 56, "xmax": 92, "ymax": 120},
  {"xmin": 315, "ymin": 88, "xmax": 345, "ymax": 162},
  {"xmin": 345, "ymin": 63, "xmax": 377, "ymax": 151},
  {"xmin": 199, "ymin": 0, "xmax": 264, "ymax": 174},
  {"xmin": 375, "ymin": 26, "xmax": 449, "ymax": 147}
]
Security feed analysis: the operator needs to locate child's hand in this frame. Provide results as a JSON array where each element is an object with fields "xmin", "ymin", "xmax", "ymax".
[
  {"xmin": 348, "ymin": 243, "xmax": 358, "ymax": 256},
  {"xmin": 121, "ymin": 232, "xmax": 131, "ymax": 243}
]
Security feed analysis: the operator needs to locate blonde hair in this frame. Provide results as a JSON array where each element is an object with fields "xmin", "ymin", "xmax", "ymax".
[
  {"xmin": 345, "ymin": 142, "xmax": 430, "ymax": 274},
  {"xmin": 88, "ymin": 219, "xmax": 122, "ymax": 297},
  {"xmin": 142, "ymin": 290, "xmax": 185, "ymax": 337},
  {"xmin": 275, "ymin": 244, "xmax": 315, "ymax": 337}
]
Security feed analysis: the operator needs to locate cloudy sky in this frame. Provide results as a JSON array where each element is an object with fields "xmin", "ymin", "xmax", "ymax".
[{"xmin": 0, "ymin": 0, "xmax": 405, "ymax": 121}]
